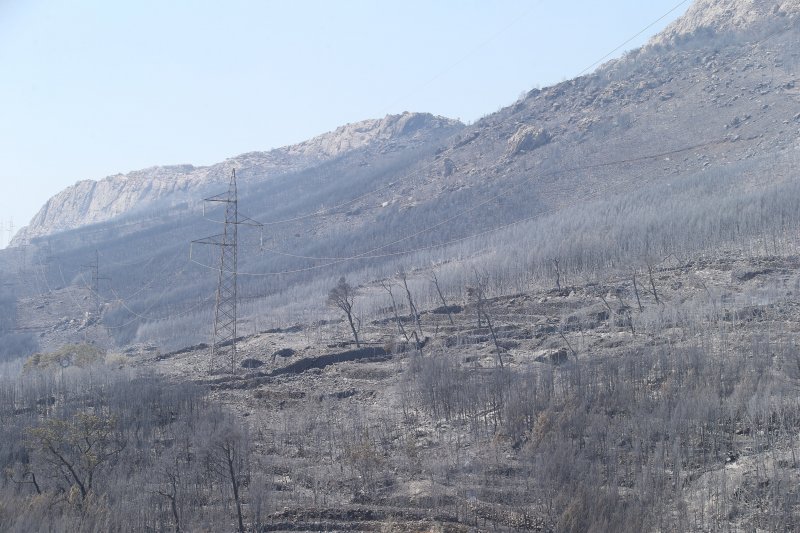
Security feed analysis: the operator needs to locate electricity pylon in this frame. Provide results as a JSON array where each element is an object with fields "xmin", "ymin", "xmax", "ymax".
[
  {"xmin": 81, "ymin": 250, "xmax": 110, "ymax": 314},
  {"xmin": 6, "ymin": 218, "xmax": 13, "ymax": 248},
  {"xmin": 192, "ymin": 169, "xmax": 262, "ymax": 374}
]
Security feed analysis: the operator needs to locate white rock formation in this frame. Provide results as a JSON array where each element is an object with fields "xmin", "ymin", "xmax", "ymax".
[
  {"xmin": 14, "ymin": 112, "xmax": 460, "ymax": 243},
  {"xmin": 653, "ymin": 0, "xmax": 800, "ymax": 44}
]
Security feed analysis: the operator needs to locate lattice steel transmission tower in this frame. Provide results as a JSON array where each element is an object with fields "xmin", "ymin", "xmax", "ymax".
[
  {"xmin": 192, "ymin": 169, "xmax": 262, "ymax": 374},
  {"xmin": 81, "ymin": 250, "xmax": 110, "ymax": 314},
  {"xmin": 6, "ymin": 218, "xmax": 13, "ymax": 248}
]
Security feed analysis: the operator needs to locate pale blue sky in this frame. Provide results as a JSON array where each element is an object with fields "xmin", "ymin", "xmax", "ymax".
[{"xmin": 0, "ymin": 0, "xmax": 691, "ymax": 246}]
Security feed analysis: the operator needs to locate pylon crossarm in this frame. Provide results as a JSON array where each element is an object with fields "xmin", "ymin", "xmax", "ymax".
[
  {"xmin": 203, "ymin": 192, "xmax": 235, "ymax": 203},
  {"xmin": 237, "ymin": 215, "xmax": 263, "ymax": 227},
  {"xmin": 192, "ymin": 235, "xmax": 231, "ymax": 246}
]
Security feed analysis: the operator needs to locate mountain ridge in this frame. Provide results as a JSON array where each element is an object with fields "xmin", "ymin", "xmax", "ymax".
[
  {"xmin": 651, "ymin": 0, "xmax": 800, "ymax": 44},
  {"xmin": 12, "ymin": 112, "xmax": 462, "ymax": 244},
  {"xmin": 16, "ymin": 0, "xmax": 800, "ymax": 245}
]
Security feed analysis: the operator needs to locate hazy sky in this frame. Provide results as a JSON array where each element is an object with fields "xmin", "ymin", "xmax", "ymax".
[{"xmin": 0, "ymin": 0, "xmax": 691, "ymax": 247}]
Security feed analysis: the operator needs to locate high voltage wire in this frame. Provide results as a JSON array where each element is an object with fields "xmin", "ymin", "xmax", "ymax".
[
  {"xmin": 14, "ymin": 9, "xmax": 792, "ymax": 328},
  {"xmin": 28, "ymin": 245, "xmax": 205, "ymax": 328},
  {"xmin": 211, "ymin": 2, "xmax": 545, "ymax": 227},
  {"xmin": 68, "ymin": 14, "xmax": 798, "ymax": 299},
  {"xmin": 216, "ymin": 1, "xmax": 694, "ymax": 229},
  {"xmin": 577, "ymin": 0, "xmax": 692, "ymax": 76},
  {"xmin": 277, "ymin": 139, "xmax": 725, "ymax": 261},
  {"xmin": 218, "ymin": 20, "xmax": 793, "ymax": 271},
  {"xmin": 106, "ymin": 286, "xmax": 215, "ymax": 327},
  {"xmin": 188, "ymin": 138, "xmax": 730, "ymax": 277},
  {"xmin": 380, "ymin": 1, "xmax": 543, "ymax": 115}
]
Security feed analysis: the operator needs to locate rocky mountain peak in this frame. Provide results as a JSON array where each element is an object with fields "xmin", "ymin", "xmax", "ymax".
[
  {"xmin": 653, "ymin": 0, "xmax": 800, "ymax": 43},
  {"xmin": 285, "ymin": 112, "xmax": 462, "ymax": 159},
  {"xmin": 12, "ymin": 112, "xmax": 462, "ymax": 244}
]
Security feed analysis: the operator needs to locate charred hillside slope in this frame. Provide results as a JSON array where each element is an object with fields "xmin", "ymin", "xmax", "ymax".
[{"xmin": 1, "ymin": 0, "xmax": 799, "ymax": 356}]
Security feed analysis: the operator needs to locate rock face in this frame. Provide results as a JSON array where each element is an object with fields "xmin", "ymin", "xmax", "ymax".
[
  {"xmin": 13, "ymin": 112, "xmax": 462, "ymax": 243},
  {"xmin": 652, "ymin": 0, "xmax": 800, "ymax": 44},
  {"xmin": 506, "ymin": 125, "xmax": 551, "ymax": 157},
  {"xmin": 442, "ymin": 158, "xmax": 457, "ymax": 177},
  {"xmin": 289, "ymin": 112, "xmax": 450, "ymax": 159}
]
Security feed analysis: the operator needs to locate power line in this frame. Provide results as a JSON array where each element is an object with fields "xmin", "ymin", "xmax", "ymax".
[
  {"xmin": 212, "ymin": 1, "xmax": 696, "ymax": 229},
  {"xmin": 577, "ymin": 0, "xmax": 692, "ymax": 76},
  {"xmin": 24, "ymin": 6, "xmax": 793, "ymax": 337},
  {"xmin": 227, "ymin": 139, "xmax": 727, "ymax": 268},
  {"xmin": 223, "ymin": 19, "xmax": 796, "ymax": 272},
  {"xmin": 188, "ymin": 137, "xmax": 731, "ymax": 278}
]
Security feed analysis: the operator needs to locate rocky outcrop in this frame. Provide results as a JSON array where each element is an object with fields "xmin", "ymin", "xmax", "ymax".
[
  {"xmin": 652, "ymin": 0, "xmax": 800, "ymax": 44},
  {"xmin": 21, "ymin": 165, "xmax": 208, "ymax": 240},
  {"xmin": 287, "ymin": 112, "xmax": 457, "ymax": 159},
  {"xmin": 13, "ymin": 112, "xmax": 462, "ymax": 243},
  {"xmin": 442, "ymin": 158, "xmax": 457, "ymax": 177},
  {"xmin": 506, "ymin": 125, "xmax": 551, "ymax": 157}
]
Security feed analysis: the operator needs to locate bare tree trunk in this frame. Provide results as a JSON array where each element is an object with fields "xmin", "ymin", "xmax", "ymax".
[
  {"xmin": 9, "ymin": 470, "xmax": 41, "ymax": 495},
  {"xmin": 632, "ymin": 271, "xmax": 644, "ymax": 312},
  {"xmin": 481, "ymin": 308, "xmax": 503, "ymax": 367},
  {"xmin": 598, "ymin": 292, "xmax": 614, "ymax": 315},
  {"xmin": 380, "ymin": 280, "xmax": 409, "ymax": 342},
  {"xmin": 170, "ymin": 494, "xmax": 181, "ymax": 533},
  {"xmin": 647, "ymin": 263, "xmax": 660, "ymax": 304},
  {"xmin": 29, "ymin": 472, "xmax": 41, "ymax": 495},
  {"xmin": 400, "ymin": 272, "xmax": 423, "ymax": 351},
  {"xmin": 328, "ymin": 277, "xmax": 361, "ymax": 347},
  {"xmin": 553, "ymin": 258, "xmax": 561, "ymax": 290},
  {"xmin": 471, "ymin": 269, "xmax": 502, "ymax": 366},
  {"xmin": 559, "ymin": 330, "xmax": 578, "ymax": 362},
  {"xmin": 345, "ymin": 312, "xmax": 361, "ymax": 348},
  {"xmin": 431, "ymin": 271, "xmax": 454, "ymax": 326},
  {"xmin": 223, "ymin": 443, "xmax": 245, "ymax": 533},
  {"xmin": 156, "ymin": 483, "xmax": 181, "ymax": 533}
]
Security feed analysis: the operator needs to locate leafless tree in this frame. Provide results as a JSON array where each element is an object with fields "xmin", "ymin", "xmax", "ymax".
[
  {"xmin": 25, "ymin": 411, "xmax": 126, "ymax": 503},
  {"xmin": 379, "ymin": 279, "xmax": 409, "ymax": 344},
  {"xmin": 430, "ymin": 270, "xmax": 454, "ymax": 326},
  {"xmin": 203, "ymin": 412, "xmax": 250, "ymax": 533},
  {"xmin": 398, "ymin": 270, "xmax": 424, "ymax": 352},
  {"xmin": 553, "ymin": 258, "xmax": 562, "ymax": 290},
  {"xmin": 631, "ymin": 269, "xmax": 644, "ymax": 312},
  {"xmin": 468, "ymin": 269, "xmax": 503, "ymax": 367},
  {"xmin": 646, "ymin": 262, "xmax": 660, "ymax": 304},
  {"xmin": 327, "ymin": 276, "xmax": 361, "ymax": 348}
]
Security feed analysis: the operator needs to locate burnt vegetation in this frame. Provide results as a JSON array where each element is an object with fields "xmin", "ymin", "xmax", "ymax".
[{"xmin": 1, "ymin": 7, "xmax": 800, "ymax": 532}]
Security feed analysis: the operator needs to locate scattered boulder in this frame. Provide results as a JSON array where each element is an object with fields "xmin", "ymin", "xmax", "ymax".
[
  {"xmin": 442, "ymin": 158, "xmax": 456, "ymax": 177},
  {"xmin": 732, "ymin": 268, "xmax": 773, "ymax": 282},
  {"xmin": 272, "ymin": 348, "xmax": 296, "ymax": 359},
  {"xmin": 506, "ymin": 125, "xmax": 551, "ymax": 157},
  {"xmin": 264, "ymin": 324, "xmax": 303, "ymax": 334},
  {"xmin": 270, "ymin": 347, "xmax": 389, "ymax": 377},
  {"xmin": 535, "ymin": 348, "xmax": 569, "ymax": 365},
  {"xmin": 431, "ymin": 304, "xmax": 462, "ymax": 315},
  {"xmin": 332, "ymin": 388, "xmax": 357, "ymax": 400},
  {"xmin": 453, "ymin": 130, "xmax": 480, "ymax": 149},
  {"xmin": 733, "ymin": 306, "xmax": 765, "ymax": 321}
]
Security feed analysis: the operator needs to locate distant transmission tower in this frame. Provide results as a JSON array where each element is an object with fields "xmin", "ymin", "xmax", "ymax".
[
  {"xmin": 192, "ymin": 169, "xmax": 262, "ymax": 374},
  {"xmin": 81, "ymin": 250, "xmax": 110, "ymax": 314},
  {"xmin": 6, "ymin": 218, "xmax": 14, "ymax": 248}
]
